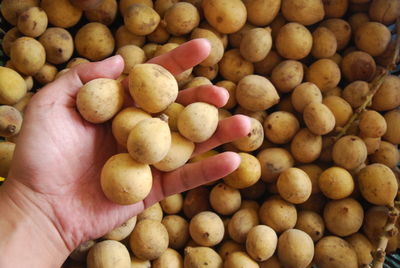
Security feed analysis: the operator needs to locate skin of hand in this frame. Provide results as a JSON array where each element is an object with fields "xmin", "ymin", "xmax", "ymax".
[{"xmin": 0, "ymin": 39, "xmax": 250, "ymax": 267}]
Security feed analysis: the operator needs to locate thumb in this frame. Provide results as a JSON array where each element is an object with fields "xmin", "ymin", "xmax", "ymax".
[{"xmin": 36, "ymin": 55, "xmax": 125, "ymax": 106}]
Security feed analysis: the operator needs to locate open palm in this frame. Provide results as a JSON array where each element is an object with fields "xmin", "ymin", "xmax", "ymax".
[{"xmin": 4, "ymin": 39, "xmax": 250, "ymax": 257}]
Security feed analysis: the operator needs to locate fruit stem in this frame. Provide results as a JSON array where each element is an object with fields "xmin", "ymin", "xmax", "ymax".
[
  {"xmin": 371, "ymin": 206, "xmax": 399, "ymax": 268},
  {"xmin": 333, "ymin": 18, "xmax": 400, "ymax": 142}
]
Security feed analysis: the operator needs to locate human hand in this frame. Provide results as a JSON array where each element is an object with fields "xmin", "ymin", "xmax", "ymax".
[{"xmin": 0, "ymin": 39, "xmax": 250, "ymax": 266}]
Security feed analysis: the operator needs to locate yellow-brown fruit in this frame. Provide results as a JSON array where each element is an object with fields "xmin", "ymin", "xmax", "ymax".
[
  {"xmin": 297, "ymin": 193, "xmax": 327, "ymax": 214},
  {"xmin": 103, "ymin": 216, "xmax": 137, "ymax": 241},
  {"xmin": 348, "ymin": 12, "xmax": 370, "ymax": 32},
  {"xmin": 154, "ymin": 0, "xmax": 179, "ymax": 17},
  {"xmin": 138, "ymin": 202, "xmax": 163, "ymax": 222},
  {"xmin": 303, "ymin": 102, "xmax": 336, "ymax": 135},
  {"xmin": 161, "ymin": 215, "xmax": 189, "ymax": 249},
  {"xmin": 100, "ymin": 154, "xmax": 152, "ymax": 205},
  {"xmin": 371, "ymin": 75, "xmax": 400, "ymax": 111},
  {"xmin": 219, "ymin": 49, "xmax": 254, "ymax": 83},
  {"xmin": 115, "ymin": 26, "xmax": 145, "ymax": 49},
  {"xmin": 254, "ymin": 51, "xmax": 282, "ymax": 78},
  {"xmin": 224, "ymin": 153, "xmax": 261, "ymax": 189},
  {"xmin": 0, "ymin": 106, "xmax": 23, "ymax": 138},
  {"xmin": 202, "ymin": 0, "xmax": 247, "ymax": 34},
  {"xmin": 277, "ymin": 168, "xmax": 312, "ymax": 204},
  {"xmin": 295, "ymin": 210, "xmax": 324, "ymax": 242},
  {"xmin": 0, "ymin": 142, "xmax": 15, "ymax": 178},
  {"xmin": 257, "ymin": 148, "xmax": 294, "ymax": 183},
  {"xmin": 281, "ymin": 0, "xmax": 325, "ymax": 25},
  {"xmin": 41, "ymin": 0, "xmax": 82, "ymax": 28},
  {"xmin": 124, "ymin": 4, "xmax": 160, "ymax": 36},
  {"xmin": 314, "ymin": 236, "xmax": 358, "ymax": 268},
  {"xmin": 259, "ymin": 196, "xmax": 297, "ymax": 233},
  {"xmin": 358, "ymin": 163, "xmax": 398, "ymax": 206},
  {"xmin": 369, "ymin": 0, "xmax": 400, "ymax": 25},
  {"xmin": 116, "ymin": 45, "xmax": 146, "ymax": 74},
  {"xmin": 359, "ymin": 110, "xmax": 387, "ymax": 138},
  {"xmin": 1, "ymin": 0, "xmax": 40, "ymax": 26},
  {"xmin": 232, "ymin": 118, "xmax": 264, "ymax": 152},
  {"xmin": 191, "ymin": 28, "xmax": 224, "ymax": 67},
  {"xmin": 75, "ymin": 23, "xmax": 115, "ymax": 61},
  {"xmin": 291, "ymin": 82, "xmax": 322, "ymax": 113},
  {"xmin": 209, "ymin": 183, "xmax": 241, "ymax": 215},
  {"xmin": 264, "ymin": 111, "xmax": 300, "ymax": 144},
  {"xmin": 189, "ymin": 211, "xmax": 224, "ymax": 246},
  {"xmin": 323, "ymin": 198, "xmax": 364, "ymax": 237},
  {"xmin": 311, "ymin": 27, "xmax": 337, "ymax": 59},
  {"xmin": 243, "ymin": 0, "xmax": 281, "ymax": 26},
  {"xmin": 153, "ymin": 132, "xmax": 194, "ymax": 172},
  {"xmin": 320, "ymin": 18, "xmax": 352, "ymax": 50},
  {"xmin": 119, "ymin": 0, "xmax": 153, "ymax": 16},
  {"xmin": 34, "ymin": 63, "xmax": 58, "ymax": 85},
  {"xmin": 275, "ymin": 22, "xmax": 312, "ymax": 60},
  {"xmin": 130, "ymin": 219, "xmax": 169, "ymax": 260},
  {"xmin": 85, "ymin": 0, "xmax": 118, "ymax": 26},
  {"xmin": 218, "ymin": 240, "xmax": 244, "ymax": 261},
  {"xmin": 322, "ymin": 96, "xmax": 353, "ymax": 128},
  {"xmin": 271, "ymin": 60, "xmax": 303, "ymax": 93},
  {"xmin": 87, "ymin": 240, "xmax": 130, "ymax": 268},
  {"xmin": 152, "ymin": 248, "xmax": 183, "ymax": 268},
  {"xmin": 246, "ymin": 225, "xmax": 277, "ymax": 262},
  {"xmin": 383, "ymin": 109, "xmax": 400, "ymax": 144},
  {"xmin": 164, "ymin": 2, "xmax": 200, "ymax": 36},
  {"xmin": 323, "ymin": 0, "xmax": 348, "ymax": 18},
  {"xmin": 184, "ymin": 247, "xmax": 222, "ymax": 268},
  {"xmin": 39, "ymin": 27, "xmax": 74, "ymax": 65},
  {"xmin": 298, "ymin": 164, "xmax": 323, "ymax": 194},
  {"xmin": 290, "ymin": 128, "xmax": 322, "ymax": 163},
  {"xmin": 0, "ymin": 67, "xmax": 27, "ymax": 105},
  {"xmin": 240, "ymin": 28, "xmax": 272, "ymax": 63},
  {"xmin": 228, "ymin": 208, "xmax": 259, "ymax": 243},
  {"xmin": 236, "ymin": 75, "xmax": 279, "ymax": 112},
  {"xmin": 332, "ymin": 135, "xmax": 367, "ymax": 170},
  {"xmin": 306, "ymin": 59, "xmax": 341, "ymax": 92},
  {"xmin": 183, "ymin": 187, "xmax": 211, "ymax": 219},
  {"xmin": 345, "ymin": 233, "xmax": 373, "ymax": 267},
  {"xmin": 223, "ymin": 252, "xmax": 258, "ymax": 268},
  {"xmin": 318, "ymin": 167, "xmax": 354, "ymax": 199},
  {"xmin": 2, "ymin": 28, "xmax": 23, "ymax": 57},
  {"xmin": 10, "ymin": 37, "xmax": 45, "ymax": 76},
  {"xmin": 355, "ymin": 22, "xmax": 391, "ymax": 56},
  {"xmin": 129, "ymin": 63, "xmax": 178, "ymax": 114},
  {"xmin": 160, "ymin": 193, "xmax": 183, "ymax": 215},
  {"xmin": 17, "ymin": 7, "xmax": 48, "ymax": 38},
  {"xmin": 342, "ymin": 81, "xmax": 370, "ymax": 108},
  {"xmin": 277, "ymin": 229, "xmax": 314, "ymax": 268},
  {"xmin": 341, "ymin": 51, "xmax": 376, "ymax": 82}
]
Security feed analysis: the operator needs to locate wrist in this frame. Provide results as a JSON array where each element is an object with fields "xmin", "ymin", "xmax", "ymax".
[{"xmin": 0, "ymin": 180, "xmax": 70, "ymax": 267}]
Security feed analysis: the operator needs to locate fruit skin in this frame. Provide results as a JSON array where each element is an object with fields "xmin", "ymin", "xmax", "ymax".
[
  {"xmin": 0, "ymin": 106, "xmax": 23, "ymax": 138},
  {"xmin": 0, "ymin": 67, "xmax": 27, "ymax": 105},
  {"xmin": 358, "ymin": 163, "xmax": 398, "ymax": 206},
  {"xmin": 87, "ymin": 240, "xmax": 130, "ymax": 268}
]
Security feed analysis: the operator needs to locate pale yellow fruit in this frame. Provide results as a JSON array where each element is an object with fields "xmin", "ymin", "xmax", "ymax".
[
  {"xmin": 130, "ymin": 219, "xmax": 169, "ymax": 260},
  {"xmin": 41, "ymin": 0, "xmax": 82, "ymax": 28},
  {"xmin": 295, "ymin": 210, "xmax": 324, "ymax": 242},
  {"xmin": 224, "ymin": 153, "xmax": 261, "ymax": 189},
  {"xmin": 0, "ymin": 142, "xmax": 15, "ymax": 178},
  {"xmin": 87, "ymin": 240, "xmax": 130, "ymax": 268},
  {"xmin": 184, "ymin": 247, "xmax": 222, "ymax": 268},
  {"xmin": 246, "ymin": 225, "xmax": 277, "ymax": 262},
  {"xmin": 277, "ymin": 229, "xmax": 314, "ymax": 268},
  {"xmin": 314, "ymin": 236, "xmax": 358, "ymax": 268},
  {"xmin": 100, "ymin": 154, "xmax": 152, "ymax": 205},
  {"xmin": 259, "ymin": 196, "xmax": 297, "ymax": 233},
  {"xmin": 103, "ymin": 216, "xmax": 137, "ymax": 241},
  {"xmin": 0, "ymin": 67, "xmax": 27, "ymax": 105},
  {"xmin": 257, "ymin": 148, "xmax": 294, "ymax": 183},
  {"xmin": 318, "ymin": 167, "xmax": 354, "ymax": 199},
  {"xmin": 124, "ymin": 4, "xmax": 160, "ymax": 36},
  {"xmin": 177, "ymin": 102, "xmax": 219, "ymax": 143},
  {"xmin": 10, "ymin": 37, "xmax": 45, "ymax": 76},
  {"xmin": 76, "ymin": 78, "xmax": 124, "ymax": 124},
  {"xmin": 189, "ymin": 211, "xmax": 224, "ymax": 247},
  {"xmin": 127, "ymin": 118, "xmax": 171, "ymax": 164},
  {"xmin": 332, "ymin": 135, "xmax": 368, "ymax": 170},
  {"xmin": 277, "ymin": 168, "xmax": 312, "ymax": 204},
  {"xmin": 129, "ymin": 64, "xmax": 178, "ymax": 114}
]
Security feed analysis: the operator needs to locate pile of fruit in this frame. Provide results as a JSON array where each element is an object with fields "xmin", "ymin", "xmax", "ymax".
[{"xmin": 0, "ymin": 0, "xmax": 399, "ymax": 267}]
